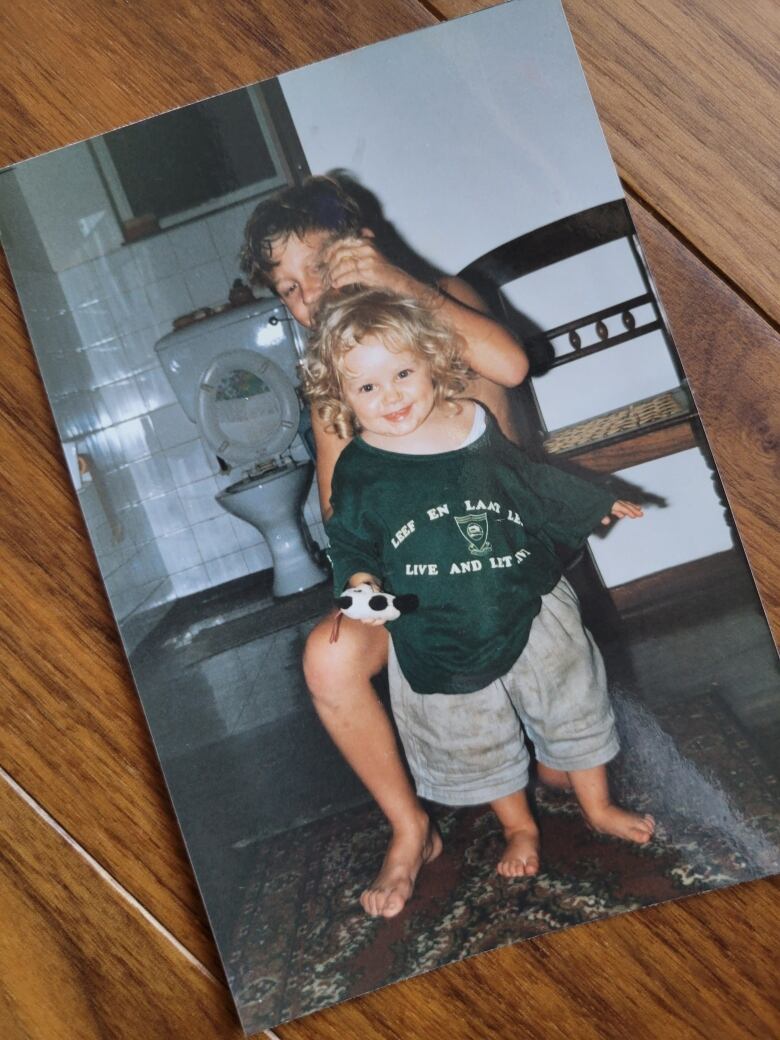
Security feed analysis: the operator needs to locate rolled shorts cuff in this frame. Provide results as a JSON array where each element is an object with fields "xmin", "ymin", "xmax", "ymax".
[
  {"xmin": 415, "ymin": 766, "xmax": 529, "ymax": 808},
  {"xmin": 536, "ymin": 733, "xmax": 621, "ymax": 774}
]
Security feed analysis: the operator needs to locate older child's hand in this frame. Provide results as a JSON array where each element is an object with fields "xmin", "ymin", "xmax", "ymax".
[
  {"xmin": 601, "ymin": 500, "xmax": 644, "ymax": 525},
  {"xmin": 320, "ymin": 234, "xmax": 417, "ymax": 298}
]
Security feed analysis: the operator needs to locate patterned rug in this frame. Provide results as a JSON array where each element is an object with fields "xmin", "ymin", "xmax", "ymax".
[{"xmin": 227, "ymin": 692, "xmax": 780, "ymax": 1033}]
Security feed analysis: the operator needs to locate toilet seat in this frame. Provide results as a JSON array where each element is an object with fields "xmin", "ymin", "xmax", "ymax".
[{"xmin": 196, "ymin": 348, "xmax": 300, "ymax": 467}]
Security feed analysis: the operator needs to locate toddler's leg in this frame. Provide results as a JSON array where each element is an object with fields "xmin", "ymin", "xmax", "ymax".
[
  {"xmin": 303, "ymin": 612, "xmax": 440, "ymax": 917},
  {"xmin": 536, "ymin": 762, "xmax": 572, "ymax": 790},
  {"xmin": 490, "ymin": 790, "xmax": 540, "ymax": 877},
  {"xmin": 569, "ymin": 765, "xmax": 655, "ymax": 844}
]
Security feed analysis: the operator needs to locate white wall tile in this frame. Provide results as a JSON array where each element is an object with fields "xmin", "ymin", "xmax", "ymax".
[
  {"xmin": 150, "ymin": 403, "xmax": 196, "ymax": 449},
  {"xmin": 104, "ymin": 465, "xmax": 140, "ymax": 508},
  {"xmin": 115, "ymin": 543, "xmax": 165, "ymax": 588},
  {"xmin": 51, "ymin": 390, "xmax": 109, "ymax": 440},
  {"xmin": 164, "ymin": 439, "xmax": 214, "ymax": 485},
  {"xmin": 205, "ymin": 551, "xmax": 249, "ymax": 587},
  {"xmin": 75, "ymin": 433, "xmax": 104, "ymax": 475},
  {"xmin": 207, "ymin": 202, "xmax": 253, "ymax": 260},
  {"xmin": 71, "ymin": 301, "xmax": 117, "ymax": 346},
  {"xmin": 121, "ymin": 324, "xmax": 166, "ymax": 372},
  {"xmin": 191, "ymin": 513, "xmax": 241, "ymax": 562},
  {"xmin": 184, "ymin": 260, "xmax": 230, "ymax": 309},
  {"xmin": 59, "ymin": 262, "xmax": 105, "ymax": 309},
  {"xmin": 125, "ymin": 453, "xmax": 173, "ymax": 501},
  {"xmin": 156, "ymin": 529, "xmax": 203, "ymax": 571},
  {"xmin": 145, "ymin": 274, "xmax": 192, "ymax": 325},
  {"xmin": 137, "ymin": 366, "xmax": 177, "ymax": 411},
  {"xmin": 79, "ymin": 339, "xmax": 130, "ymax": 388},
  {"xmin": 167, "ymin": 221, "xmax": 218, "ymax": 269},
  {"xmin": 34, "ymin": 312, "xmax": 83, "ymax": 355},
  {"xmin": 37, "ymin": 350, "xmax": 88, "ymax": 398},
  {"xmin": 100, "ymin": 249, "xmax": 144, "ymax": 294},
  {"xmin": 116, "ymin": 500, "xmax": 155, "ymax": 545},
  {"xmin": 131, "ymin": 235, "xmax": 180, "ymax": 283},
  {"xmin": 110, "ymin": 582, "xmax": 154, "ymax": 623},
  {"xmin": 143, "ymin": 491, "xmax": 189, "ymax": 538},
  {"xmin": 178, "ymin": 475, "xmax": 223, "ymax": 525},
  {"xmin": 97, "ymin": 377, "xmax": 148, "ymax": 425},
  {"xmin": 171, "ymin": 564, "xmax": 211, "ymax": 598},
  {"xmin": 89, "ymin": 426, "xmax": 128, "ymax": 471},
  {"xmin": 110, "ymin": 414, "xmax": 160, "ymax": 463},
  {"xmin": 138, "ymin": 577, "xmax": 176, "ymax": 612},
  {"xmin": 108, "ymin": 285, "xmax": 156, "ymax": 333},
  {"xmin": 77, "ymin": 482, "xmax": 103, "ymax": 529},
  {"xmin": 219, "ymin": 253, "xmax": 245, "ymax": 288}
]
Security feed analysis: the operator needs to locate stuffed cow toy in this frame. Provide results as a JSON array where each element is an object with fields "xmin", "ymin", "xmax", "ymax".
[{"xmin": 330, "ymin": 582, "xmax": 418, "ymax": 642}]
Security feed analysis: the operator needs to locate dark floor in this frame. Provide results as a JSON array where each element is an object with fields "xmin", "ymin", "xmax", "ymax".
[{"xmin": 127, "ymin": 551, "xmax": 779, "ymax": 958}]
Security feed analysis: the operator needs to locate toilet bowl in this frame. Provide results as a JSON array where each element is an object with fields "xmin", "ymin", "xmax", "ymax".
[
  {"xmin": 217, "ymin": 460, "xmax": 326, "ymax": 598},
  {"xmin": 155, "ymin": 299, "xmax": 328, "ymax": 598}
]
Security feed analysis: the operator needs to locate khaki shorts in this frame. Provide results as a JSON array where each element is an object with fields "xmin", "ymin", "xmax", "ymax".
[{"xmin": 387, "ymin": 576, "xmax": 619, "ymax": 806}]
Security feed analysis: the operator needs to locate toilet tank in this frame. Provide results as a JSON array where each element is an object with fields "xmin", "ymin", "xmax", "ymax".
[{"xmin": 155, "ymin": 298, "xmax": 306, "ymax": 423}]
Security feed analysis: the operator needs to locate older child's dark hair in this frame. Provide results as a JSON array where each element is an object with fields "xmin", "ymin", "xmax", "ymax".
[{"xmin": 241, "ymin": 176, "xmax": 363, "ymax": 287}]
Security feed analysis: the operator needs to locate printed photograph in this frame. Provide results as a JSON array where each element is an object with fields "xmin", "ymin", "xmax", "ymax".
[{"xmin": 1, "ymin": 1, "xmax": 777, "ymax": 1032}]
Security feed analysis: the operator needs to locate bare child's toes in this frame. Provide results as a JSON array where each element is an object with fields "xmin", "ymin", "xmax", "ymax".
[
  {"xmin": 632, "ymin": 814, "xmax": 656, "ymax": 842},
  {"xmin": 586, "ymin": 805, "xmax": 656, "ymax": 845},
  {"xmin": 360, "ymin": 882, "xmax": 406, "ymax": 918},
  {"xmin": 497, "ymin": 828, "xmax": 540, "ymax": 877}
]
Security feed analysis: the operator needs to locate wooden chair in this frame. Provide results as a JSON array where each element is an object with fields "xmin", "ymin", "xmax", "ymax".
[{"xmin": 459, "ymin": 199, "xmax": 698, "ymax": 471}]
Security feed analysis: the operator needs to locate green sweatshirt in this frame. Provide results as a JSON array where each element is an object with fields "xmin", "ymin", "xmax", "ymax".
[{"xmin": 325, "ymin": 413, "xmax": 615, "ymax": 694}]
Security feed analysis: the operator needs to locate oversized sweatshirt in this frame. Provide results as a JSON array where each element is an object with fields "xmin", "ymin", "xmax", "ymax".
[{"xmin": 325, "ymin": 412, "xmax": 615, "ymax": 694}]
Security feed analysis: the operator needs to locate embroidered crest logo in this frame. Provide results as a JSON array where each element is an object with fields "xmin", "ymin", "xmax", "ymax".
[{"xmin": 455, "ymin": 512, "xmax": 492, "ymax": 556}]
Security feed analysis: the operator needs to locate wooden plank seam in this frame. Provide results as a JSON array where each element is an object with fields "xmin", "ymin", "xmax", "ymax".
[
  {"xmin": 624, "ymin": 185, "xmax": 780, "ymax": 334},
  {"xmin": 0, "ymin": 765, "xmax": 216, "ymax": 983}
]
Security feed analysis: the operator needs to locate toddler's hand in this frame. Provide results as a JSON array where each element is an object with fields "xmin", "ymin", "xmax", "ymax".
[{"xmin": 601, "ymin": 500, "xmax": 644, "ymax": 525}]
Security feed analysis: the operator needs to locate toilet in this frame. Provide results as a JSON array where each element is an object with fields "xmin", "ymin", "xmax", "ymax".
[{"xmin": 155, "ymin": 298, "xmax": 328, "ymax": 597}]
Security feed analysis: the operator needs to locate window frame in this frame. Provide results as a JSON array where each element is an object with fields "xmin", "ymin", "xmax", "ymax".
[{"xmin": 90, "ymin": 83, "xmax": 292, "ymax": 235}]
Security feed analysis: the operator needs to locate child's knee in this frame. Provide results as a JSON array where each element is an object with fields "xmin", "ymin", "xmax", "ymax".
[{"xmin": 303, "ymin": 614, "xmax": 386, "ymax": 700}]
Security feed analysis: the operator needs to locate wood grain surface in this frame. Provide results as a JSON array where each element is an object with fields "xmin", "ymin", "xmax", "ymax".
[
  {"xmin": 1, "ymin": 1, "xmax": 778, "ymax": 1038},
  {"xmin": 434, "ymin": 0, "xmax": 780, "ymax": 324}
]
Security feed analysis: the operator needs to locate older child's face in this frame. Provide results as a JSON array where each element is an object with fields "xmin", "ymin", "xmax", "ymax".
[
  {"xmin": 270, "ymin": 230, "xmax": 330, "ymax": 327},
  {"xmin": 340, "ymin": 336, "xmax": 436, "ymax": 442}
]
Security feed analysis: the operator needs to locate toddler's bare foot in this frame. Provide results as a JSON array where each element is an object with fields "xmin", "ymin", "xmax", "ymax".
[
  {"xmin": 536, "ymin": 762, "xmax": 572, "ymax": 791},
  {"xmin": 497, "ymin": 825, "xmax": 540, "ymax": 877},
  {"xmin": 585, "ymin": 804, "xmax": 656, "ymax": 844},
  {"xmin": 360, "ymin": 815, "xmax": 442, "ymax": 918}
]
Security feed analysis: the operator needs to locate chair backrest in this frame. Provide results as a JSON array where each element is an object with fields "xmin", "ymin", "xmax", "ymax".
[{"xmin": 459, "ymin": 199, "xmax": 681, "ymax": 374}]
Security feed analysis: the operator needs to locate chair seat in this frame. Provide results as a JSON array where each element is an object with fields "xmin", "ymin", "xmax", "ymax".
[{"xmin": 543, "ymin": 387, "xmax": 694, "ymax": 456}]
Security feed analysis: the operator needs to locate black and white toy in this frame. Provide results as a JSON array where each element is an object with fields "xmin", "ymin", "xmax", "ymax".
[
  {"xmin": 336, "ymin": 582, "xmax": 419, "ymax": 622},
  {"xmin": 330, "ymin": 582, "xmax": 418, "ymax": 643}
]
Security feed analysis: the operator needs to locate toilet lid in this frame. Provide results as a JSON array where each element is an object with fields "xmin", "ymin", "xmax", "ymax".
[{"xmin": 196, "ymin": 349, "xmax": 300, "ymax": 465}]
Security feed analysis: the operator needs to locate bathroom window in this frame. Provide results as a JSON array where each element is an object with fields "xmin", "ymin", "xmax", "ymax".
[{"xmin": 91, "ymin": 82, "xmax": 294, "ymax": 239}]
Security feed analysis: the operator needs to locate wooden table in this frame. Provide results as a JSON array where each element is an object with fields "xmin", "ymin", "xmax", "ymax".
[{"xmin": 1, "ymin": 2, "xmax": 778, "ymax": 1036}]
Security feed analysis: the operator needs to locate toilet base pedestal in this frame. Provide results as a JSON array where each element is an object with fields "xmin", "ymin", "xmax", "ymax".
[{"xmin": 217, "ymin": 461, "xmax": 329, "ymax": 599}]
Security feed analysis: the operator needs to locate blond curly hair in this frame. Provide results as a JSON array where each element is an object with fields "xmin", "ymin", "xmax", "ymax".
[{"xmin": 301, "ymin": 287, "xmax": 473, "ymax": 439}]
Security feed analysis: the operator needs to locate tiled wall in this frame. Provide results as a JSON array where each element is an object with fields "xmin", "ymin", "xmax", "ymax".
[{"xmin": 2, "ymin": 158, "xmax": 326, "ymax": 645}]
